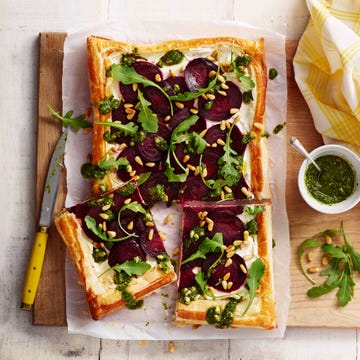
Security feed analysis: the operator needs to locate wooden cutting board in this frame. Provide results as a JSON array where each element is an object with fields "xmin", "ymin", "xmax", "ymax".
[{"xmin": 33, "ymin": 32, "xmax": 360, "ymax": 327}]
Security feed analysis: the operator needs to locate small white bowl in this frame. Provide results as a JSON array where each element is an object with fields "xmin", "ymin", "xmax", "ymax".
[{"xmin": 298, "ymin": 144, "xmax": 360, "ymax": 214}]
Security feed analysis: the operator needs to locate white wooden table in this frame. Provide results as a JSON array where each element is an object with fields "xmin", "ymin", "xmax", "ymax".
[{"xmin": 1, "ymin": 0, "xmax": 359, "ymax": 359}]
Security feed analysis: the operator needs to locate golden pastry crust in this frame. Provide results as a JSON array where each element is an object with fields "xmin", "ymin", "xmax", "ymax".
[
  {"xmin": 54, "ymin": 209, "xmax": 176, "ymax": 321},
  {"xmin": 86, "ymin": 35, "xmax": 269, "ymax": 199},
  {"xmin": 174, "ymin": 203, "xmax": 276, "ymax": 330}
]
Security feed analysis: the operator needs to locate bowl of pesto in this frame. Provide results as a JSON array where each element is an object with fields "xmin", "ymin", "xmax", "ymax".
[{"xmin": 298, "ymin": 144, "xmax": 360, "ymax": 214}]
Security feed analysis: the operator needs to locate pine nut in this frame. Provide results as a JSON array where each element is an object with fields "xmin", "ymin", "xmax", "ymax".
[
  {"xmin": 101, "ymin": 204, "xmax": 111, "ymax": 211},
  {"xmin": 240, "ymin": 264, "xmax": 247, "ymax": 274},
  {"xmin": 325, "ymin": 235, "xmax": 332, "ymax": 244},
  {"xmin": 107, "ymin": 231, "xmax": 116, "ymax": 238},
  {"xmin": 307, "ymin": 251, "xmax": 313, "ymax": 262},
  {"xmin": 135, "ymin": 156, "xmax": 143, "ymax": 166},
  {"xmin": 164, "ymin": 214, "xmax": 173, "ymax": 224},
  {"xmin": 223, "ymin": 272, "xmax": 231, "ymax": 281}
]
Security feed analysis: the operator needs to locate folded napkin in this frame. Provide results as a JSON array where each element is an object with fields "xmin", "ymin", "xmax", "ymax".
[{"xmin": 294, "ymin": 0, "xmax": 360, "ymax": 154}]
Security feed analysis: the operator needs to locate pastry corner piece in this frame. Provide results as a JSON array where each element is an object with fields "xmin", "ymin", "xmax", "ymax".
[
  {"xmin": 174, "ymin": 201, "xmax": 277, "ymax": 330},
  {"xmin": 54, "ymin": 183, "xmax": 176, "ymax": 320}
]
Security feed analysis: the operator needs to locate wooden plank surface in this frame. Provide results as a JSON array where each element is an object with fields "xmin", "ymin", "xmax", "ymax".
[
  {"xmin": 34, "ymin": 33, "xmax": 360, "ymax": 328},
  {"xmin": 34, "ymin": 32, "xmax": 67, "ymax": 326},
  {"xmin": 286, "ymin": 43, "xmax": 360, "ymax": 327}
]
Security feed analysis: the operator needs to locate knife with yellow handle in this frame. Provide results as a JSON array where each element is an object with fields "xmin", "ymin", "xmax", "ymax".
[{"xmin": 21, "ymin": 130, "xmax": 67, "ymax": 310}]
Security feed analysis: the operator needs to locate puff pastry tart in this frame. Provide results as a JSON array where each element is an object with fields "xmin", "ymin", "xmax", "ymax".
[
  {"xmin": 54, "ymin": 182, "xmax": 176, "ymax": 320},
  {"xmin": 56, "ymin": 35, "xmax": 277, "ymax": 328},
  {"xmin": 175, "ymin": 201, "xmax": 276, "ymax": 329},
  {"xmin": 86, "ymin": 36, "xmax": 270, "ymax": 202}
]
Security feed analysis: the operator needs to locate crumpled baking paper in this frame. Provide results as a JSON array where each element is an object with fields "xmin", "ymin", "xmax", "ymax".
[{"xmin": 62, "ymin": 19, "xmax": 290, "ymax": 340}]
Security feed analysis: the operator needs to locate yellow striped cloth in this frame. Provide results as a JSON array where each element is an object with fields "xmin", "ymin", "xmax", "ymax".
[{"xmin": 293, "ymin": 0, "xmax": 360, "ymax": 154}]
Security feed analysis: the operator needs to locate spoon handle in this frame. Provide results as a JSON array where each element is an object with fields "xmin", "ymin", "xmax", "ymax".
[{"xmin": 289, "ymin": 136, "xmax": 321, "ymax": 172}]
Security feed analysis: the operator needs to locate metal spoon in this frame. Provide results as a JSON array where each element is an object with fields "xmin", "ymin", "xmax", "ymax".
[{"xmin": 289, "ymin": 136, "xmax": 321, "ymax": 172}]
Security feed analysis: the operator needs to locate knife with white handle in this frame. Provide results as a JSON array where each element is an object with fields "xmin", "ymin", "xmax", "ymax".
[{"xmin": 21, "ymin": 130, "xmax": 67, "ymax": 310}]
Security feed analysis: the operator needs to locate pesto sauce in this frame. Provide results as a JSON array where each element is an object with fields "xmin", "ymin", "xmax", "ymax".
[
  {"xmin": 206, "ymin": 298, "xmax": 241, "ymax": 328},
  {"xmin": 305, "ymin": 155, "xmax": 355, "ymax": 205}
]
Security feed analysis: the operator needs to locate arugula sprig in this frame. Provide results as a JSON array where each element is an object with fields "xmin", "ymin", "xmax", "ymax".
[
  {"xmin": 117, "ymin": 201, "xmax": 148, "ymax": 237},
  {"xmin": 99, "ymin": 258, "xmax": 151, "ymax": 280},
  {"xmin": 48, "ymin": 104, "xmax": 92, "ymax": 132},
  {"xmin": 218, "ymin": 120, "xmax": 243, "ymax": 187},
  {"xmin": 96, "ymin": 121, "xmax": 139, "ymax": 136},
  {"xmin": 164, "ymin": 114, "xmax": 204, "ymax": 182},
  {"xmin": 84, "ymin": 215, "xmax": 133, "ymax": 242},
  {"xmin": 242, "ymin": 258, "xmax": 265, "ymax": 316},
  {"xmin": 299, "ymin": 222, "xmax": 360, "ymax": 307},
  {"xmin": 137, "ymin": 89, "xmax": 158, "ymax": 133},
  {"xmin": 110, "ymin": 64, "xmax": 174, "ymax": 116},
  {"xmin": 181, "ymin": 233, "xmax": 224, "ymax": 265},
  {"xmin": 199, "ymin": 118, "xmax": 243, "ymax": 198},
  {"xmin": 168, "ymin": 69, "xmax": 219, "ymax": 102},
  {"xmin": 112, "ymin": 259, "xmax": 151, "ymax": 276}
]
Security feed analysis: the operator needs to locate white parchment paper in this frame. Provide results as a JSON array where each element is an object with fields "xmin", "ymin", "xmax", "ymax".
[{"xmin": 62, "ymin": 19, "xmax": 290, "ymax": 339}]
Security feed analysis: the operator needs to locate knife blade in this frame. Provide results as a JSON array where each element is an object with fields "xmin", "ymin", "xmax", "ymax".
[{"xmin": 21, "ymin": 130, "xmax": 67, "ymax": 310}]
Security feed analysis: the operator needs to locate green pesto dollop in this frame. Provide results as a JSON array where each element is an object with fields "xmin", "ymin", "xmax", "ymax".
[
  {"xmin": 149, "ymin": 184, "xmax": 168, "ymax": 203},
  {"xmin": 157, "ymin": 49, "xmax": 184, "ymax": 67},
  {"xmin": 117, "ymin": 182, "xmax": 137, "ymax": 196},
  {"xmin": 80, "ymin": 162, "xmax": 106, "ymax": 180},
  {"xmin": 92, "ymin": 247, "xmax": 108, "ymax": 263},
  {"xmin": 98, "ymin": 95, "xmax": 120, "ymax": 115},
  {"xmin": 122, "ymin": 290, "xmax": 144, "ymax": 309},
  {"xmin": 206, "ymin": 298, "xmax": 241, "ymax": 328},
  {"xmin": 156, "ymin": 253, "xmax": 171, "ymax": 273},
  {"xmin": 114, "ymin": 271, "xmax": 144, "ymax": 309},
  {"xmin": 305, "ymin": 155, "xmax": 355, "ymax": 205},
  {"xmin": 269, "ymin": 68, "xmax": 278, "ymax": 80}
]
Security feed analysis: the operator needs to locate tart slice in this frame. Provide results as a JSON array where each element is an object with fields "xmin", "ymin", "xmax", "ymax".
[
  {"xmin": 54, "ymin": 182, "xmax": 176, "ymax": 320},
  {"xmin": 86, "ymin": 35, "xmax": 270, "ymax": 202},
  {"xmin": 174, "ymin": 201, "xmax": 276, "ymax": 329}
]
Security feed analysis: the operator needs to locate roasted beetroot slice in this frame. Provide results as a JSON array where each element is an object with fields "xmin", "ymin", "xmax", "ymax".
[
  {"xmin": 203, "ymin": 253, "xmax": 247, "ymax": 292},
  {"xmin": 117, "ymin": 210, "xmax": 145, "ymax": 234},
  {"xmin": 201, "ymin": 150, "xmax": 220, "ymax": 179},
  {"xmin": 167, "ymin": 108, "xmax": 191, "ymax": 130},
  {"xmin": 139, "ymin": 226, "xmax": 166, "ymax": 257},
  {"xmin": 117, "ymin": 147, "xmax": 161, "ymax": 182},
  {"xmin": 119, "ymin": 61, "xmax": 163, "ymax": 103},
  {"xmin": 231, "ymin": 177, "xmax": 250, "ymax": 199},
  {"xmin": 206, "ymin": 210, "xmax": 245, "ymax": 245},
  {"xmin": 164, "ymin": 76, "xmax": 189, "ymax": 96},
  {"xmin": 179, "ymin": 176, "xmax": 208, "ymax": 201},
  {"xmin": 112, "ymin": 102, "xmax": 129, "ymax": 122},
  {"xmin": 108, "ymin": 238, "xmax": 146, "ymax": 267},
  {"xmin": 119, "ymin": 83, "xmax": 138, "ymax": 103},
  {"xmin": 184, "ymin": 58, "xmax": 217, "ymax": 92},
  {"xmin": 133, "ymin": 61, "xmax": 163, "ymax": 81},
  {"xmin": 136, "ymin": 133, "xmax": 165, "ymax": 162},
  {"xmin": 203, "ymin": 124, "xmax": 226, "ymax": 157},
  {"xmin": 136, "ymin": 123, "xmax": 170, "ymax": 162},
  {"xmin": 163, "ymin": 76, "xmax": 194, "ymax": 109},
  {"xmin": 230, "ymin": 124, "xmax": 246, "ymax": 156},
  {"xmin": 167, "ymin": 108, "xmax": 207, "ymax": 133},
  {"xmin": 143, "ymin": 86, "xmax": 171, "ymax": 117},
  {"xmin": 182, "ymin": 206, "xmax": 202, "ymax": 237},
  {"xmin": 198, "ymin": 81, "xmax": 242, "ymax": 121},
  {"xmin": 173, "ymin": 143, "xmax": 200, "ymax": 170},
  {"xmin": 178, "ymin": 259, "xmax": 203, "ymax": 289}
]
